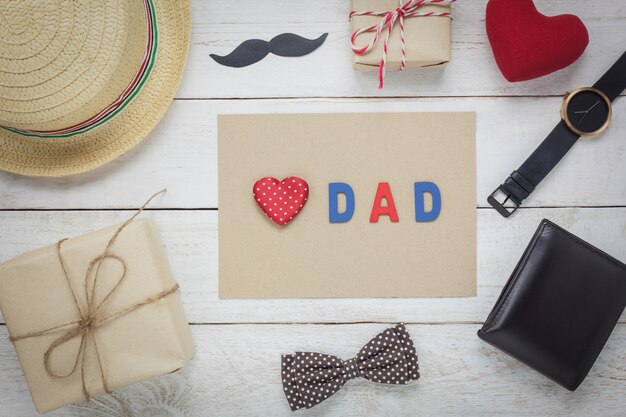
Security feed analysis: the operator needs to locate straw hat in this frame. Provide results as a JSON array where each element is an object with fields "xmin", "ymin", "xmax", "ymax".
[{"xmin": 0, "ymin": 0, "xmax": 191, "ymax": 176}]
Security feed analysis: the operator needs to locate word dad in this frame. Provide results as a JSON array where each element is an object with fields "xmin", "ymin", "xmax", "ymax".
[{"xmin": 329, "ymin": 182, "xmax": 441, "ymax": 223}]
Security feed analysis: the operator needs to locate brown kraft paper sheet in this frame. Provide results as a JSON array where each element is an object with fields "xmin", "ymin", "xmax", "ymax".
[{"xmin": 218, "ymin": 112, "xmax": 476, "ymax": 298}]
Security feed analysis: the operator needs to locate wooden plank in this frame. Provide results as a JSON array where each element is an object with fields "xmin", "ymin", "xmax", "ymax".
[
  {"xmin": 0, "ymin": 98, "xmax": 625, "ymax": 209},
  {"xmin": 0, "ymin": 208, "xmax": 624, "ymax": 324},
  {"xmin": 179, "ymin": 0, "xmax": 626, "ymax": 98},
  {"xmin": 0, "ymin": 323, "xmax": 624, "ymax": 416}
]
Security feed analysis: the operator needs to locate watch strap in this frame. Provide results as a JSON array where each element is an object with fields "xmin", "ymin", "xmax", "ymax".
[
  {"xmin": 488, "ymin": 121, "xmax": 579, "ymax": 217},
  {"xmin": 593, "ymin": 51, "xmax": 626, "ymax": 102},
  {"xmin": 517, "ymin": 120, "xmax": 580, "ymax": 186}
]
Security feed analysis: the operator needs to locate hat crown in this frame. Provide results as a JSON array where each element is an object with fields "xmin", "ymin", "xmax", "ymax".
[{"xmin": 0, "ymin": 0, "xmax": 149, "ymax": 132}]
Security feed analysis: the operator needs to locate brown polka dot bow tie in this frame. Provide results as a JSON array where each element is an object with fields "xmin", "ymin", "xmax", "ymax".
[{"xmin": 281, "ymin": 323, "xmax": 420, "ymax": 411}]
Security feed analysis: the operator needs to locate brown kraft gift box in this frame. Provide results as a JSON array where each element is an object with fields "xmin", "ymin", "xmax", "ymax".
[
  {"xmin": 0, "ymin": 218, "xmax": 195, "ymax": 413},
  {"xmin": 350, "ymin": 0, "xmax": 451, "ymax": 70}
]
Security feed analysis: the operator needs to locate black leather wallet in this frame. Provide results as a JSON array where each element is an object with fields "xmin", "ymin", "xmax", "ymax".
[{"xmin": 478, "ymin": 219, "xmax": 626, "ymax": 391}]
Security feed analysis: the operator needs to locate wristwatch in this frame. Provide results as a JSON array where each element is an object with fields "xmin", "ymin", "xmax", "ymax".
[{"xmin": 488, "ymin": 51, "xmax": 626, "ymax": 218}]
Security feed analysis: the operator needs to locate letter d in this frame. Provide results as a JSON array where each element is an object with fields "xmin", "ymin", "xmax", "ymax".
[{"xmin": 329, "ymin": 183, "xmax": 355, "ymax": 223}]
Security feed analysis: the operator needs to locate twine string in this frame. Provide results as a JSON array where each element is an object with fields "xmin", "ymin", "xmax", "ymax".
[
  {"xmin": 9, "ymin": 189, "xmax": 178, "ymax": 402},
  {"xmin": 349, "ymin": 0, "xmax": 455, "ymax": 88}
]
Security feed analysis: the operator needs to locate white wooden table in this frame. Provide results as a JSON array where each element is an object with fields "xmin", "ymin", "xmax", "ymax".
[{"xmin": 1, "ymin": 1, "xmax": 625, "ymax": 415}]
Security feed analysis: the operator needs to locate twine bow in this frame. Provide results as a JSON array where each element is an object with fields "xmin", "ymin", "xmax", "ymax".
[
  {"xmin": 9, "ymin": 190, "xmax": 178, "ymax": 402},
  {"xmin": 349, "ymin": 0, "xmax": 455, "ymax": 88}
]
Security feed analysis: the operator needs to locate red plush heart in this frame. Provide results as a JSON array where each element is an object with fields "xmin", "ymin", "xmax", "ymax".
[
  {"xmin": 486, "ymin": 0, "xmax": 588, "ymax": 82},
  {"xmin": 253, "ymin": 176, "xmax": 309, "ymax": 226}
]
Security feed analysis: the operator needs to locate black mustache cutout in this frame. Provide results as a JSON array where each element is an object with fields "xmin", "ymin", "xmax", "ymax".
[{"xmin": 210, "ymin": 33, "xmax": 328, "ymax": 68}]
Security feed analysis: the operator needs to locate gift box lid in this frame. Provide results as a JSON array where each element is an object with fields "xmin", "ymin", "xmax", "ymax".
[{"xmin": 350, "ymin": 0, "xmax": 451, "ymax": 70}]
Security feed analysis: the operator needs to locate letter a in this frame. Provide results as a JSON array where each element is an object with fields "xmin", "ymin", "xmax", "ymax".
[{"xmin": 369, "ymin": 182, "xmax": 399, "ymax": 223}]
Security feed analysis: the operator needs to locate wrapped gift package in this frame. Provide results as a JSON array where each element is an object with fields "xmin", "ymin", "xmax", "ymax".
[
  {"xmin": 0, "ymin": 218, "xmax": 195, "ymax": 413},
  {"xmin": 350, "ymin": 0, "xmax": 452, "ymax": 70}
]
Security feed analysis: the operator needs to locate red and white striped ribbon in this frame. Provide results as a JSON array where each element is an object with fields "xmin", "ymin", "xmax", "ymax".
[{"xmin": 349, "ymin": 0, "xmax": 455, "ymax": 89}]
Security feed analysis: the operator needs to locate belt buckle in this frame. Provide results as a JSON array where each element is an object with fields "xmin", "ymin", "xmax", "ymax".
[{"xmin": 488, "ymin": 186, "xmax": 520, "ymax": 218}]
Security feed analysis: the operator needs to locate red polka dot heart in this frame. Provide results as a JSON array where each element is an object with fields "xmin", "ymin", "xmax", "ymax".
[{"xmin": 253, "ymin": 176, "xmax": 309, "ymax": 226}]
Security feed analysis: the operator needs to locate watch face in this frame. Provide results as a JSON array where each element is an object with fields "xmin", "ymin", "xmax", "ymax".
[{"xmin": 565, "ymin": 89, "xmax": 611, "ymax": 135}]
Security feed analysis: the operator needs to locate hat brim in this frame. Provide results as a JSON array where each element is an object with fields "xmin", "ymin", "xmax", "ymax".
[{"xmin": 0, "ymin": 0, "xmax": 191, "ymax": 177}]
